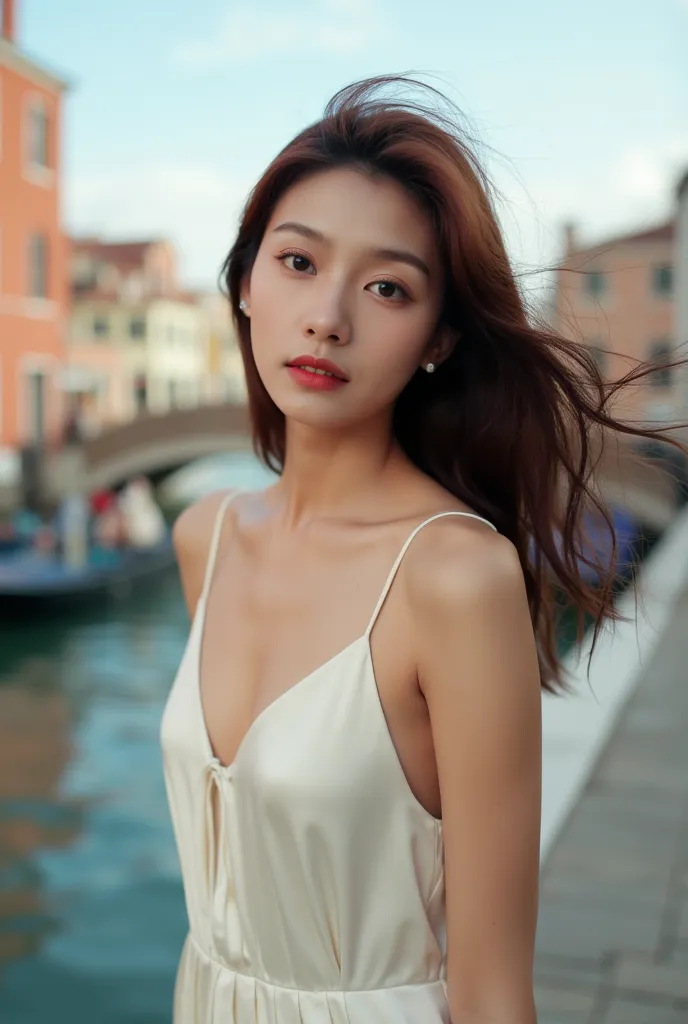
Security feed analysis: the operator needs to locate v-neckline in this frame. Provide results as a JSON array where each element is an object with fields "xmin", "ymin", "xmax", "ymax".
[
  {"xmin": 195, "ymin": 596, "xmax": 370, "ymax": 774},
  {"xmin": 187, "ymin": 490, "xmax": 488, "ymax": 818},
  {"xmin": 191, "ymin": 594, "xmax": 442, "ymax": 825}
]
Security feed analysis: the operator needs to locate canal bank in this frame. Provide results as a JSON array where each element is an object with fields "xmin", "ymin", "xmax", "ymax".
[{"xmin": 535, "ymin": 505, "xmax": 688, "ymax": 1023}]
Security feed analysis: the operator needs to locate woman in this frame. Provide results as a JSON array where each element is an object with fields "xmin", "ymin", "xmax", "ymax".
[{"xmin": 161, "ymin": 75, "xmax": 685, "ymax": 1023}]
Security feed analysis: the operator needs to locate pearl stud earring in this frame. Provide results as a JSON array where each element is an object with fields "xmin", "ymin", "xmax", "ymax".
[{"xmin": 425, "ymin": 362, "xmax": 435, "ymax": 373}]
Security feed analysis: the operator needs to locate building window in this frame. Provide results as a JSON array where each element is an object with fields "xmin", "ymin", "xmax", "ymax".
[
  {"xmin": 72, "ymin": 254, "xmax": 98, "ymax": 293},
  {"xmin": 652, "ymin": 265, "xmax": 672, "ymax": 296},
  {"xmin": 129, "ymin": 317, "xmax": 146, "ymax": 339},
  {"xmin": 28, "ymin": 102, "xmax": 50, "ymax": 169},
  {"xmin": 584, "ymin": 271, "xmax": 606, "ymax": 299},
  {"xmin": 28, "ymin": 233, "xmax": 48, "ymax": 298},
  {"xmin": 93, "ymin": 315, "xmax": 109, "ymax": 338},
  {"xmin": 648, "ymin": 340, "xmax": 673, "ymax": 389},
  {"xmin": 25, "ymin": 370, "xmax": 48, "ymax": 445}
]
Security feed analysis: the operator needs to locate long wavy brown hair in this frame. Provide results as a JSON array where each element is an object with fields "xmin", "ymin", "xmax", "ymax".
[{"xmin": 222, "ymin": 73, "xmax": 687, "ymax": 691}]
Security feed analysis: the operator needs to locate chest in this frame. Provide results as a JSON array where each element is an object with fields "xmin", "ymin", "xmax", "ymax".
[{"xmin": 198, "ymin": 531, "xmax": 442, "ymax": 819}]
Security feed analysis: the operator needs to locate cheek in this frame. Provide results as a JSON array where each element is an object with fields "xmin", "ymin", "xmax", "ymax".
[
  {"xmin": 362, "ymin": 313, "xmax": 430, "ymax": 382},
  {"xmin": 249, "ymin": 255, "xmax": 279, "ymax": 305},
  {"xmin": 246, "ymin": 269, "xmax": 289, "ymax": 365}
]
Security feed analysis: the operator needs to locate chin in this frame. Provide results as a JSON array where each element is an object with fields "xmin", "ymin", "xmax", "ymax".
[{"xmin": 277, "ymin": 394, "xmax": 352, "ymax": 427}]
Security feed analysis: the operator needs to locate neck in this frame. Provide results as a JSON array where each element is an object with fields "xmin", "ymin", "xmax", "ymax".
[{"xmin": 272, "ymin": 412, "xmax": 406, "ymax": 527}]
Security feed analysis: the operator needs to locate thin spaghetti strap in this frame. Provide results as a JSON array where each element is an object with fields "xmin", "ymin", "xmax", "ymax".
[
  {"xmin": 364, "ymin": 510, "xmax": 497, "ymax": 637},
  {"xmin": 200, "ymin": 490, "xmax": 241, "ymax": 599}
]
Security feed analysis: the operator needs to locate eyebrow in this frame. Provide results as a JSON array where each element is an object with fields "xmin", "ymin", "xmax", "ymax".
[{"xmin": 272, "ymin": 221, "xmax": 431, "ymax": 278}]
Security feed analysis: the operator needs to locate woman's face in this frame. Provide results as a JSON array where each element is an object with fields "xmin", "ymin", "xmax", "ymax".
[{"xmin": 242, "ymin": 167, "xmax": 448, "ymax": 429}]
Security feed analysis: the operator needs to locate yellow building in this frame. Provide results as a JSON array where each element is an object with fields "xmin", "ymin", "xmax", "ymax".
[
  {"xmin": 67, "ymin": 239, "xmax": 212, "ymax": 431},
  {"xmin": 194, "ymin": 290, "xmax": 247, "ymax": 403}
]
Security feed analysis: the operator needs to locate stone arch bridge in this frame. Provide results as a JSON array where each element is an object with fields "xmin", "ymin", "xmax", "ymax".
[
  {"xmin": 49, "ymin": 401, "xmax": 685, "ymax": 532},
  {"xmin": 75, "ymin": 401, "xmax": 253, "ymax": 492}
]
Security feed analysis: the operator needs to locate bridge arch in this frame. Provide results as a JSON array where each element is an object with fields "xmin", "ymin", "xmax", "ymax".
[{"xmin": 80, "ymin": 402, "xmax": 253, "ymax": 491}]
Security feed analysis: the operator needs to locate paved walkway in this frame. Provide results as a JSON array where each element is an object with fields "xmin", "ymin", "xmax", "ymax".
[{"xmin": 534, "ymin": 581, "xmax": 688, "ymax": 1022}]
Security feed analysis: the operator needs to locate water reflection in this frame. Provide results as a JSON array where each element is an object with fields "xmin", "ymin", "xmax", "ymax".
[
  {"xmin": 0, "ymin": 455, "xmax": 273, "ymax": 1022},
  {"xmin": 0, "ymin": 574, "xmax": 189, "ymax": 1023},
  {"xmin": 0, "ymin": 661, "xmax": 80, "ymax": 971}
]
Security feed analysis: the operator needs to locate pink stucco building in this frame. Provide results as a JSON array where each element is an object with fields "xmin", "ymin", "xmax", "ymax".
[
  {"xmin": 0, "ymin": 0, "xmax": 69, "ymax": 458},
  {"xmin": 553, "ymin": 220, "xmax": 678, "ymax": 425}
]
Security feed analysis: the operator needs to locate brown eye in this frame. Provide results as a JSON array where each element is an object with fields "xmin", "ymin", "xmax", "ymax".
[
  {"xmin": 279, "ymin": 253, "xmax": 314, "ymax": 273},
  {"xmin": 369, "ymin": 280, "xmax": 408, "ymax": 301}
]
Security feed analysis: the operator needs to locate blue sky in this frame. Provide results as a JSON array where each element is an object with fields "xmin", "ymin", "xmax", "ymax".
[{"xmin": 21, "ymin": 0, "xmax": 688, "ymax": 291}]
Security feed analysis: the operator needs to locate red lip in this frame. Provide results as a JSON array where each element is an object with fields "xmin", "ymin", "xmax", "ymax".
[{"xmin": 286, "ymin": 354, "xmax": 349, "ymax": 381}]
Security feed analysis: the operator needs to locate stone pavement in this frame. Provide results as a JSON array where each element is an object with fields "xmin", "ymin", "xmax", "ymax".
[{"xmin": 534, "ymin": 583, "xmax": 688, "ymax": 1022}]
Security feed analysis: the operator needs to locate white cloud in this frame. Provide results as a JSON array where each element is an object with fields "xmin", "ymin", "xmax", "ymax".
[
  {"xmin": 610, "ymin": 139, "xmax": 688, "ymax": 207},
  {"xmin": 65, "ymin": 162, "xmax": 255, "ymax": 288},
  {"xmin": 172, "ymin": 0, "xmax": 394, "ymax": 69},
  {"xmin": 501, "ymin": 135, "xmax": 688, "ymax": 270},
  {"xmin": 478, "ymin": 134, "xmax": 688, "ymax": 312}
]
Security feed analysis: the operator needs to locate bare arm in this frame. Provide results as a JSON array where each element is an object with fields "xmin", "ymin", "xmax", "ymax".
[
  {"xmin": 172, "ymin": 490, "xmax": 237, "ymax": 620},
  {"xmin": 409, "ymin": 525, "xmax": 541, "ymax": 1023}
]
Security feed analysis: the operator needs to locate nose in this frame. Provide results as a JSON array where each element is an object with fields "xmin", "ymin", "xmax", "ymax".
[{"xmin": 301, "ymin": 290, "xmax": 351, "ymax": 347}]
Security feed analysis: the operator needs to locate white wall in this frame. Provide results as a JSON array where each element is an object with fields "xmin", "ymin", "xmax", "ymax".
[{"xmin": 145, "ymin": 300, "xmax": 209, "ymax": 413}]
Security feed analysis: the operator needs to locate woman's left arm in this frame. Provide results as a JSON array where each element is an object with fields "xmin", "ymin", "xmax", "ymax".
[{"xmin": 411, "ymin": 527, "xmax": 542, "ymax": 1024}]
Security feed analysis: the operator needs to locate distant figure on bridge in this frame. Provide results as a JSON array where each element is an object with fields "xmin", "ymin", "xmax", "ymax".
[
  {"xmin": 118, "ymin": 477, "xmax": 166, "ymax": 548},
  {"xmin": 90, "ymin": 489, "xmax": 124, "ymax": 548},
  {"xmin": 62, "ymin": 411, "xmax": 83, "ymax": 446}
]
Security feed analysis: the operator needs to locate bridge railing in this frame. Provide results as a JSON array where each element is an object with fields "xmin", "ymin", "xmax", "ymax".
[{"xmin": 82, "ymin": 401, "xmax": 251, "ymax": 470}]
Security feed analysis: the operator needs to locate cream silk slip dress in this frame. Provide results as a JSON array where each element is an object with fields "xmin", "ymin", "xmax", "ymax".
[{"xmin": 160, "ymin": 491, "xmax": 497, "ymax": 1023}]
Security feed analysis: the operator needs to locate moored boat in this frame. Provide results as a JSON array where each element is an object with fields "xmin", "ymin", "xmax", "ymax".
[{"xmin": 0, "ymin": 534, "xmax": 176, "ymax": 617}]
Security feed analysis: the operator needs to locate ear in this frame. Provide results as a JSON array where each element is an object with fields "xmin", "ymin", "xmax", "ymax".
[{"xmin": 422, "ymin": 325, "xmax": 459, "ymax": 370}]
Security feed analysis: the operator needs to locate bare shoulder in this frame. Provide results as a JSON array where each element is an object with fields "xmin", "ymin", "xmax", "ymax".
[
  {"xmin": 172, "ymin": 489, "xmax": 236, "ymax": 555},
  {"xmin": 403, "ymin": 513, "xmax": 538, "ymax": 701},
  {"xmin": 172, "ymin": 489, "xmax": 238, "ymax": 618},
  {"xmin": 405, "ymin": 510, "xmax": 526, "ymax": 617}
]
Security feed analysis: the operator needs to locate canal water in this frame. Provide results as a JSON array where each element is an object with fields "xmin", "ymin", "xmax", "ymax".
[
  {"xmin": 0, "ymin": 455, "xmax": 274, "ymax": 1024},
  {"xmin": 0, "ymin": 453, "xmax": 599, "ymax": 1023}
]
